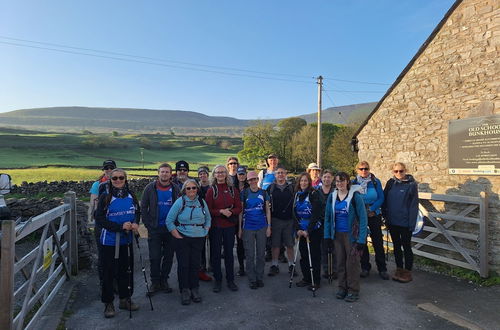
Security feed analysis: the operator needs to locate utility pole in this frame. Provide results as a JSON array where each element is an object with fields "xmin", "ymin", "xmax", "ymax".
[{"xmin": 316, "ymin": 75, "xmax": 323, "ymax": 167}]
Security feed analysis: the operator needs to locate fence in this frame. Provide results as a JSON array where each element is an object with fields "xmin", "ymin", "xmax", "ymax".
[
  {"xmin": 0, "ymin": 191, "xmax": 78, "ymax": 330},
  {"xmin": 378, "ymin": 191, "xmax": 489, "ymax": 278}
]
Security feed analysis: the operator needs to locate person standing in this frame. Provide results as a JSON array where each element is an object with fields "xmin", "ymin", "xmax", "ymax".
[
  {"xmin": 173, "ymin": 160, "xmax": 191, "ymax": 190},
  {"xmin": 167, "ymin": 179, "xmax": 211, "ymax": 305},
  {"xmin": 235, "ymin": 165, "xmax": 248, "ymax": 276},
  {"xmin": 239, "ymin": 171, "xmax": 271, "ymax": 289},
  {"xmin": 258, "ymin": 154, "xmax": 279, "ymax": 190},
  {"xmin": 317, "ymin": 169, "xmax": 335, "ymax": 279},
  {"xmin": 205, "ymin": 165, "xmax": 242, "ymax": 292},
  {"xmin": 197, "ymin": 166, "xmax": 212, "ymax": 282},
  {"xmin": 226, "ymin": 156, "xmax": 240, "ymax": 187},
  {"xmin": 352, "ymin": 161, "xmax": 389, "ymax": 280},
  {"xmin": 267, "ymin": 165, "xmax": 296, "ymax": 277},
  {"xmin": 307, "ymin": 163, "xmax": 322, "ymax": 189},
  {"xmin": 324, "ymin": 172, "xmax": 368, "ymax": 303},
  {"xmin": 95, "ymin": 169, "xmax": 140, "ymax": 318},
  {"xmin": 141, "ymin": 163, "xmax": 180, "ymax": 294},
  {"xmin": 294, "ymin": 172, "xmax": 323, "ymax": 291},
  {"xmin": 383, "ymin": 162, "xmax": 418, "ymax": 283}
]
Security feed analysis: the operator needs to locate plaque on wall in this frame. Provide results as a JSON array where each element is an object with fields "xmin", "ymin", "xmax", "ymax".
[{"xmin": 448, "ymin": 114, "xmax": 500, "ymax": 175}]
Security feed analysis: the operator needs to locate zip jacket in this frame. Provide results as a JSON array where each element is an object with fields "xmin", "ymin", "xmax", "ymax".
[{"xmin": 166, "ymin": 195, "xmax": 211, "ymax": 237}]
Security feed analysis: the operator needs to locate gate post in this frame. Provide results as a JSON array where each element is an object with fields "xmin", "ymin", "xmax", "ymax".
[
  {"xmin": 479, "ymin": 191, "xmax": 489, "ymax": 278},
  {"xmin": 0, "ymin": 220, "xmax": 15, "ymax": 330},
  {"xmin": 64, "ymin": 191, "xmax": 78, "ymax": 275}
]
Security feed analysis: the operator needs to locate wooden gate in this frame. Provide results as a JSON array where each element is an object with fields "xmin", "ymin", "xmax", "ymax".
[{"xmin": 0, "ymin": 191, "xmax": 78, "ymax": 330}]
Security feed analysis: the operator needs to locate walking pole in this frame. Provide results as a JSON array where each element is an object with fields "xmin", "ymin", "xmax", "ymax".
[
  {"xmin": 288, "ymin": 237, "xmax": 300, "ymax": 288},
  {"xmin": 328, "ymin": 250, "xmax": 333, "ymax": 284},
  {"xmin": 127, "ymin": 238, "xmax": 132, "ymax": 319},
  {"xmin": 135, "ymin": 235, "xmax": 154, "ymax": 310},
  {"xmin": 306, "ymin": 237, "xmax": 316, "ymax": 297}
]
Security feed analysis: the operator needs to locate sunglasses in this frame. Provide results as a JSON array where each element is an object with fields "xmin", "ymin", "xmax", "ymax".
[
  {"xmin": 358, "ymin": 168, "xmax": 369, "ymax": 171},
  {"xmin": 185, "ymin": 186, "xmax": 198, "ymax": 191},
  {"xmin": 228, "ymin": 162, "xmax": 238, "ymax": 165},
  {"xmin": 111, "ymin": 176, "xmax": 125, "ymax": 181},
  {"xmin": 103, "ymin": 166, "xmax": 115, "ymax": 170},
  {"xmin": 178, "ymin": 169, "xmax": 188, "ymax": 172},
  {"xmin": 393, "ymin": 170, "xmax": 405, "ymax": 173}
]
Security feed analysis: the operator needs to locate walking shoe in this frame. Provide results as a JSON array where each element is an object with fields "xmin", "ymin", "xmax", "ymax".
[
  {"xmin": 249, "ymin": 282, "xmax": 258, "ymax": 289},
  {"xmin": 307, "ymin": 283, "xmax": 320, "ymax": 291},
  {"xmin": 379, "ymin": 271, "xmax": 390, "ymax": 280},
  {"xmin": 288, "ymin": 265, "xmax": 298, "ymax": 277},
  {"xmin": 344, "ymin": 292, "xmax": 359, "ymax": 302},
  {"xmin": 237, "ymin": 267, "xmax": 246, "ymax": 276},
  {"xmin": 227, "ymin": 281, "xmax": 239, "ymax": 291},
  {"xmin": 256, "ymin": 280, "xmax": 264, "ymax": 288},
  {"xmin": 160, "ymin": 280, "xmax": 173, "ymax": 293},
  {"xmin": 104, "ymin": 303, "xmax": 115, "ymax": 318},
  {"xmin": 360, "ymin": 269, "xmax": 370, "ymax": 278},
  {"xmin": 181, "ymin": 289, "xmax": 191, "ymax": 305},
  {"xmin": 398, "ymin": 269, "xmax": 413, "ymax": 283},
  {"xmin": 335, "ymin": 289, "xmax": 347, "ymax": 299},
  {"xmin": 190, "ymin": 288, "xmax": 202, "ymax": 303},
  {"xmin": 148, "ymin": 282, "xmax": 162, "ymax": 296},
  {"xmin": 392, "ymin": 268, "xmax": 404, "ymax": 282},
  {"xmin": 118, "ymin": 298, "xmax": 139, "ymax": 311},
  {"xmin": 295, "ymin": 280, "xmax": 311, "ymax": 287},
  {"xmin": 213, "ymin": 281, "xmax": 222, "ymax": 293},
  {"xmin": 268, "ymin": 265, "xmax": 279, "ymax": 276},
  {"xmin": 199, "ymin": 270, "xmax": 213, "ymax": 282}
]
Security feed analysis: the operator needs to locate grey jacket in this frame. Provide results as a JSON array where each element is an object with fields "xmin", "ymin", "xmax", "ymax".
[{"xmin": 141, "ymin": 180, "xmax": 181, "ymax": 230}]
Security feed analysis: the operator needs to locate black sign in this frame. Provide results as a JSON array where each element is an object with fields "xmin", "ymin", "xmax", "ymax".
[{"xmin": 448, "ymin": 115, "xmax": 500, "ymax": 175}]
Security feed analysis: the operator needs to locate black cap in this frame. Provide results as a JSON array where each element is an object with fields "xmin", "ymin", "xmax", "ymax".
[
  {"xmin": 102, "ymin": 160, "xmax": 116, "ymax": 170},
  {"xmin": 236, "ymin": 166, "xmax": 247, "ymax": 174},
  {"xmin": 175, "ymin": 160, "xmax": 190, "ymax": 171}
]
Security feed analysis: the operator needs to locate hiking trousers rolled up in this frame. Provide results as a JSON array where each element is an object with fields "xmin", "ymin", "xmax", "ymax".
[
  {"xmin": 335, "ymin": 232, "xmax": 360, "ymax": 293},
  {"xmin": 242, "ymin": 226, "xmax": 267, "ymax": 282},
  {"xmin": 148, "ymin": 227, "xmax": 175, "ymax": 285},
  {"xmin": 209, "ymin": 226, "xmax": 236, "ymax": 282},
  {"xmin": 360, "ymin": 214, "xmax": 387, "ymax": 272},
  {"xmin": 174, "ymin": 236, "xmax": 204, "ymax": 290},
  {"xmin": 299, "ymin": 229, "xmax": 321, "ymax": 285},
  {"xmin": 101, "ymin": 244, "xmax": 134, "ymax": 303},
  {"xmin": 389, "ymin": 224, "xmax": 413, "ymax": 270}
]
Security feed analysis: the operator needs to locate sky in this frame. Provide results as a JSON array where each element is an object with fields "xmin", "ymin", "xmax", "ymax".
[{"xmin": 0, "ymin": 0, "xmax": 456, "ymax": 119}]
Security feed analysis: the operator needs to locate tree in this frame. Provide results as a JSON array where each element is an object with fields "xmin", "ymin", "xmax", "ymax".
[
  {"xmin": 275, "ymin": 117, "xmax": 307, "ymax": 168},
  {"xmin": 324, "ymin": 125, "xmax": 358, "ymax": 175},
  {"xmin": 238, "ymin": 121, "xmax": 275, "ymax": 167}
]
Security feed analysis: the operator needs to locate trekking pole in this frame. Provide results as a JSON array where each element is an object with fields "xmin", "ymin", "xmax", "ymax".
[
  {"xmin": 135, "ymin": 235, "xmax": 154, "ymax": 310},
  {"xmin": 306, "ymin": 237, "xmax": 316, "ymax": 297},
  {"xmin": 328, "ymin": 251, "xmax": 333, "ymax": 284},
  {"xmin": 127, "ymin": 239, "xmax": 132, "ymax": 319},
  {"xmin": 288, "ymin": 238, "xmax": 300, "ymax": 288}
]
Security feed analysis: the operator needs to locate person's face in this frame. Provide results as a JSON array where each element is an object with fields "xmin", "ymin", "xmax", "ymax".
[
  {"xmin": 393, "ymin": 165, "xmax": 406, "ymax": 180},
  {"xmin": 322, "ymin": 173, "xmax": 333, "ymax": 187},
  {"xmin": 299, "ymin": 176, "xmax": 309, "ymax": 191},
  {"xmin": 310, "ymin": 169, "xmax": 320, "ymax": 180},
  {"xmin": 111, "ymin": 171, "xmax": 126, "ymax": 189},
  {"xmin": 103, "ymin": 166, "xmax": 115, "ymax": 179},
  {"xmin": 214, "ymin": 167, "xmax": 227, "ymax": 183},
  {"xmin": 227, "ymin": 160, "xmax": 239, "ymax": 173},
  {"xmin": 177, "ymin": 168, "xmax": 188, "ymax": 180},
  {"xmin": 267, "ymin": 157, "xmax": 278, "ymax": 168},
  {"xmin": 335, "ymin": 177, "xmax": 348, "ymax": 191},
  {"xmin": 275, "ymin": 168, "xmax": 287, "ymax": 183},
  {"xmin": 248, "ymin": 177, "xmax": 258, "ymax": 188},
  {"xmin": 185, "ymin": 182, "xmax": 198, "ymax": 199},
  {"xmin": 158, "ymin": 167, "xmax": 172, "ymax": 183},
  {"xmin": 198, "ymin": 171, "xmax": 208, "ymax": 183},
  {"xmin": 357, "ymin": 164, "xmax": 371, "ymax": 178},
  {"xmin": 237, "ymin": 172, "xmax": 247, "ymax": 182}
]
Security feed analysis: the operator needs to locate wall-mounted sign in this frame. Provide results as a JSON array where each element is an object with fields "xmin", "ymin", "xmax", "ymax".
[{"xmin": 448, "ymin": 114, "xmax": 500, "ymax": 175}]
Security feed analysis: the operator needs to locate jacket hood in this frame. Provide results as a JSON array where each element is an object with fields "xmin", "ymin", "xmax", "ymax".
[{"xmin": 393, "ymin": 174, "xmax": 416, "ymax": 184}]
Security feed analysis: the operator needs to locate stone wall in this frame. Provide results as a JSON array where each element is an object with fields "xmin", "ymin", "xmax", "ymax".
[{"xmin": 356, "ymin": 0, "xmax": 500, "ymax": 272}]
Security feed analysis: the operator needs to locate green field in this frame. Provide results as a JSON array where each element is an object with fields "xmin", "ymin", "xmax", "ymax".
[{"xmin": 0, "ymin": 128, "xmax": 242, "ymax": 183}]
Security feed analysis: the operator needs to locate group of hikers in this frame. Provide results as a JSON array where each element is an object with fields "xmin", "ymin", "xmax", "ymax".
[{"xmin": 88, "ymin": 154, "xmax": 419, "ymax": 318}]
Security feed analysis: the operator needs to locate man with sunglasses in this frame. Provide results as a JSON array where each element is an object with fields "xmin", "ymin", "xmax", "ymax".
[
  {"xmin": 141, "ymin": 163, "xmax": 181, "ymax": 295},
  {"xmin": 226, "ymin": 156, "xmax": 240, "ymax": 187},
  {"xmin": 173, "ymin": 160, "xmax": 191, "ymax": 190}
]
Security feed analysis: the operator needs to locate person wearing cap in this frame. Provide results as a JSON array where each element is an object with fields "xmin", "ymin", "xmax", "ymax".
[
  {"xmin": 307, "ymin": 163, "xmax": 322, "ymax": 189},
  {"xmin": 197, "ymin": 166, "xmax": 212, "ymax": 282},
  {"xmin": 173, "ymin": 160, "xmax": 191, "ymax": 190},
  {"xmin": 258, "ymin": 154, "xmax": 279, "ymax": 190},
  {"xmin": 235, "ymin": 165, "xmax": 249, "ymax": 276},
  {"xmin": 197, "ymin": 166, "xmax": 211, "ymax": 199},
  {"xmin": 89, "ymin": 159, "xmax": 117, "ymax": 286},
  {"xmin": 238, "ymin": 171, "xmax": 271, "ymax": 289},
  {"xmin": 226, "ymin": 156, "xmax": 240, "ymax": 187},
  {"xmin": 141, "ymin": 163, "xmax": 181, "ymax": 294}
]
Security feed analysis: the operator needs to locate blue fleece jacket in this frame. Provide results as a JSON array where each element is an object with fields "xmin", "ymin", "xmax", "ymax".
[
  {"xmin": 166, "ymin": 195, "xmax": 211, "ymax": 237},
  {"xmin": 324, "ymin": 185, "xmax": 368, "ymax": 244},
  {"xmin": 382, "ymin": 175, "xmax": 418, "ymax": 231},
  {"xmin": 351, "ymin": 176, "xmax": 384, "ymax": 215}
]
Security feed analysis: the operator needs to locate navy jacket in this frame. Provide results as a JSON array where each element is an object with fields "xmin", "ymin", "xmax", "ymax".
[{"xmin": 382, "ymin": 175, "xmax": 419, "ymax": 231}]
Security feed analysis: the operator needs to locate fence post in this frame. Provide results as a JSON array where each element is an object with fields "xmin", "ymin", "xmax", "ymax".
[
  {"xmin": 479, "ymin": 191, "xmax": 489, "ymax": 278},
  {"xmin": 64, "ymin": 191, "xmax": 78, "ymax": 276},
  {"xmin": 0, "ymin": 220, "xmax": 15, "ymax": 330}
]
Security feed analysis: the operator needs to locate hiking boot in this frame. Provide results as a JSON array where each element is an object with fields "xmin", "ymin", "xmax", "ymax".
[
  {"xmin": 119, "ymin": 298, "xmax": 139, "ymax": 311},
  {"xmin": 104, "ymin": 303, "xmax": 115, "ymax": 318},
  {"xmin": 249, "ymin": 281, "xmax": 258, "ymax": 289},
  {"xmin": 288, "ymin": 265, "xmax": 298, "ymax": 277},
  {"xmin": 148, "ymin": 282, "xmax": 162, "ymax": 296},
  {"xmin": 335, "ymin": 289, "xmax": 347, "ymax": 299},
  {"xmin": 268, "ymin": 265, "xmax": 279, "ymax": 276},
  {"xmin": 199, "ymin": 270, "xmax": 213, "ymax": 282},
  {"xmin": 392, "ymin": 268, "xmax": 404, "ymax": 282},
  {"xmin": 399, "ymin": 269, "xmax": 413, "ymax": 283},
  {"xmin": 295, "ymin": 280, "xmax": 311, "ymax": 287},
  {"xmin": 237, "ymin": 267, "xmax": 246, "ymax": 276},
  {"xmin": 191, "ymin": 287, "xmax": 202, "ymax": 303},
  {"xmin": 256, "ymin": 280, "xmax": 264, "ymax": 288},
  {"xmin": 181, "ymin": 289, "xmax": 191, "ymax": 305},
  {"xmin": 360, "ymin": 269, "xmax": 370, "ymax": 278},
  {"xmin": 227, "ymin": 281, "xmax": 239, "ymax": 291},
  {"xmin": 379, "ymin": 271, "xmax": 390, "ymax": 280},
  {"xmin": 160, "ymin": 280, "xmax": 173, "ymax": 293},
  {"xmin": 213, "ymin": 281, "xmax": 222, "ymax": 293},
  {"xmin": 345, "ymin": 292, "xmax": 359, "ymax": 302}
]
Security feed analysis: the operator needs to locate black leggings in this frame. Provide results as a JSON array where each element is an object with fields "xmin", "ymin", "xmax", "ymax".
[
  {"xmin": 389, "ymin": 225, "xmax": 413, "ymax": 270},
  {"xmin": 101, "ymin": 244, "xmax": 134, "ymax": 303}
]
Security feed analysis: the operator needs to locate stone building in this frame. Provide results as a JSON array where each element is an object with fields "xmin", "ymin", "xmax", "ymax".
[{"xmin": 353, "ymin": 0, "xmax": 499, "ymax": 273}]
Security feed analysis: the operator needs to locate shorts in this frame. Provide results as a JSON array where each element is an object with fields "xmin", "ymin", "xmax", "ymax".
[{"xmin": 271, "ymin": 217, "xmax": 294, "ymax": 248}]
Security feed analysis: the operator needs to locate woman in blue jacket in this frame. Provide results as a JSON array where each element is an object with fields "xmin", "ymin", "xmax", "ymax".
[
  {"xmin": 95, "ymin": 168, "xmax": 140, "ymax": 318},
  {"xmin": 324, "ymin": 172, "xmax": 367, "ymax": 302},
  {"xmin": 167, "ymin": 179, "xmax": 211, "ymax": 305},
  {"xmin": 352, "ymin": 161, "xmax": 388, "ymax": 280}
]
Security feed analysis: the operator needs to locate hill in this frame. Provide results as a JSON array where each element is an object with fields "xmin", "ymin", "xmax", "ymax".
[{"xmin": 295, "ymin": 102, "xmax": 376, "ymax": 125}]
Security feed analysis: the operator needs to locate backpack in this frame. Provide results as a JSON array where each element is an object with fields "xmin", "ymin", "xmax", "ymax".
[
  {"xmin": 267, "ymin": 183, "xmax": 294, "ymax": 214},
  {"xmin": 174, "ymin": 195, "xmax": 207, "ymax": 226},
  {"xmin": 211, "ymin": 184, "xmax": 235, "ymax": 199},
  {"xmin": 0, "ymin": 173, "xmax": 12, "ymax": 194}
]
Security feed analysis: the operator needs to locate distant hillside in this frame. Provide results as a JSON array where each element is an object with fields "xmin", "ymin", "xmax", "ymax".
[{"xmin": 292, "ymin": 102, "xmax": 377, "ymax": 125}]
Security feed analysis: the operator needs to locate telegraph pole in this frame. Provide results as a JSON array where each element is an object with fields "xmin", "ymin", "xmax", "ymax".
[{"xmin": 316, "ymin": 75, "xmax": 323, "ymax": 167}]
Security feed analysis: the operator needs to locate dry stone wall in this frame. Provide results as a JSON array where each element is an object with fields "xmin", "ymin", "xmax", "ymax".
[{"xmin": 356, "ymin": 0, "xmax": 500, "ymax": 272}]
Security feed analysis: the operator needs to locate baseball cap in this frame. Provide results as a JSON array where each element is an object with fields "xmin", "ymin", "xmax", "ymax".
[
  {"xmin": 247, "ymin": 171, "xmax": 258, "ymax": 181},
  {"xmin": 176, "ymin": 160, "xmax": 190, "ymax": 171},
  {"xmin": 102, "ymin": 160, "xmax": 117, "ymax": 170},
  {"xmin": 307, "ymin": 162, "xmax": 321, "ymax": 171},
  {"xmin": 236, "ymin": 166, "xmax": 247, "ymax": 175}
]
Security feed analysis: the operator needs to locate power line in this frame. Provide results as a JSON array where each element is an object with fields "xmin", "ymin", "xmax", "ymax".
[
  {"xmin": 323, "ymin": 89, "xmax": 385, "ymax": 93},
  {"xmin": 323, "ymin": 76, "xmax": 391, "ymax": 86}
]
